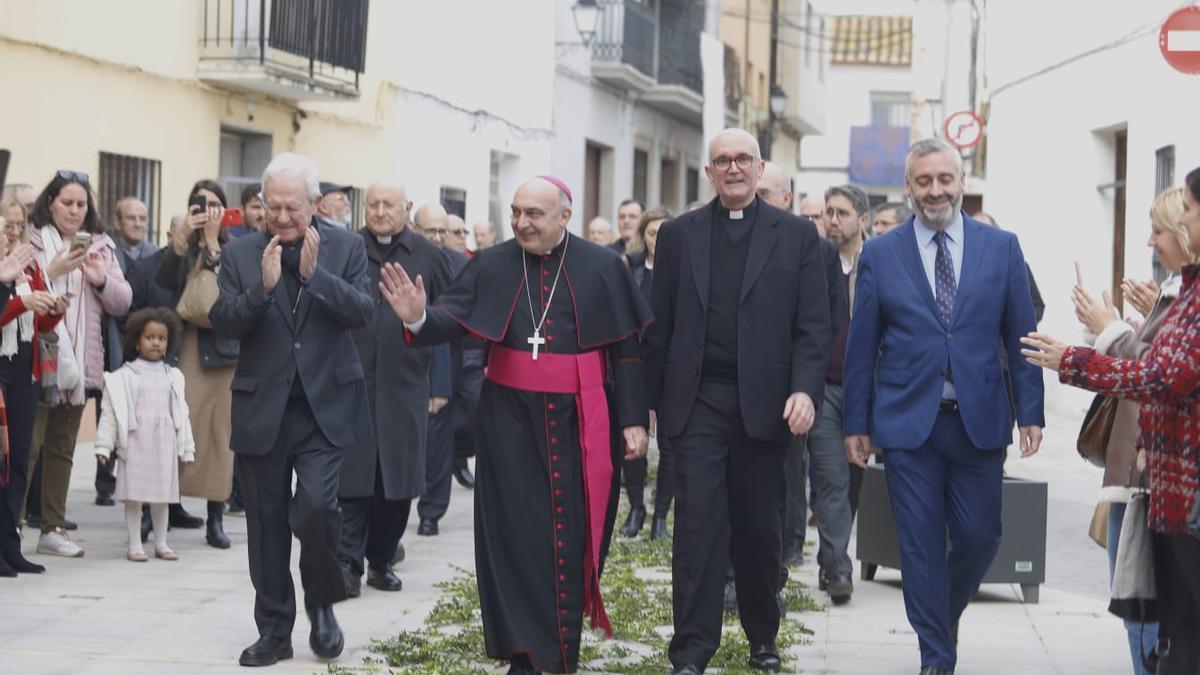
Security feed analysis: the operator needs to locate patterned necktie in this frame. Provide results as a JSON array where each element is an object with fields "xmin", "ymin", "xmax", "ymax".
[{"xmin": 934, "ymin": 230, "xmax": 956, "ymax": 326}]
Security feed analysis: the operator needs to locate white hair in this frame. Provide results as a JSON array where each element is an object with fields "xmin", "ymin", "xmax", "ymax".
[
  {"xmin": 262, "ymin": 153, "xmax": 321, "ymax": 201},
  {"xmin": 707, "ymin": 128, "xmax": 762, "ymax": 163}
]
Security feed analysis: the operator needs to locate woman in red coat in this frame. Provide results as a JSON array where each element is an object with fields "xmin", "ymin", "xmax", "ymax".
[
  {"xmin": 0, "ymin": 196, "xmax": 67, "ymax": 575},
  {"xmin": 1021, "ymin": 166, "xmax": 1200, "ymax": 675}
]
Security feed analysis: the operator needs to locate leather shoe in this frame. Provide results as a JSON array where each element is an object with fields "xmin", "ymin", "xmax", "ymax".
[
  {"xmin": 818, "ymin": 568, "xmax": 829, "ymax": 591},
  {"xmin": 391, "ymin": 542, "xmax": 406, "ymax": 566},
  {"xmin": 507, "ymin": 654, "xmax": 540, "ymax": 674},
  {"xmin": 417, "ymin": 518, "xmax": 438, "ymax": 536},
  {"xmin": 782, "ymin": 541, "xmax": 804, "ymax": 567},
  {"xmin": 620, "ymin": 505, "xmax": 646, "ymax": 538},
  {"xmin": 94, "ymin": 492, "xmax": 115, "ymax": 506},
  {"xmin": 239, "ymin": 635, "xmax": 293, "ymax": 666},
  {"xmin": 919, "ymin": 668, "xmax": 954, "ymax": 675},
  {"xmin": 649, "ymin": 515, "xmax": 670, "ymax": 540},
  {"xmin": 367, "ymin": 563, "xmax": 403, "ymax": 591},
  {"xmin": 306, "ymin": 605, "xmax": 344, "ymax": 659},
  {"xmin": 748, "ymin": 643, "xmax": 782, "ymax": 671},
  {"xmin": 169, "ymin": 503, "xmax": 204, "ymax": 528},
  {"xmin": 827, "ymin": 572, "xmax": 853, "ymax": 605},
  {"xmin": 342, "ymin": 567, "xmax": 361, "ymax": 598},
  {"xmin": 673, "ymin": 666, "xmax": 702, "ymax": 675},
  {"xmin": 453, "ymin": 462, "xmax": 476, "ymax": 489}
]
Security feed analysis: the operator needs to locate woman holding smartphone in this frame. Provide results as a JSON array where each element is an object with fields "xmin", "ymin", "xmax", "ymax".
[
  {"xmin": 26, "ymin": 170, "xmax": 132, "ymax": 558},
  {"xmin": 155, "ymin": 179, "xmax": 237, "ymax": 549}
]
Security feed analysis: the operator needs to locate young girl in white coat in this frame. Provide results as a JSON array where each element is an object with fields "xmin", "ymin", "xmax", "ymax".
[{"xmin": 95, "ymin": 308, "xmax": 195, "ymax": 561}]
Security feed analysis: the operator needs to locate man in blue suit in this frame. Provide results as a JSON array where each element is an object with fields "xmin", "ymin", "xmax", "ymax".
[{"xmin": 842, "ymin": 138, "xmax": 1044, "ymax": 675}]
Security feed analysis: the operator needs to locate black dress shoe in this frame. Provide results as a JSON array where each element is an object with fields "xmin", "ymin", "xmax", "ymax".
[
  {"xmin": 367, "ymin": 563, "xmax": 403, "ymax": 591},
  {"xmin": 94, "ymin": 492, "xmax": 115, "ymax": 506},
  {"xmin": 673, "ymin": 666, "xmax": 702, "ymax": 675},
  {"xmin": 620, "ymin": 505, "xmax": 646, "ymax": 538},
  {"xmin": 818, "ymin": 568, "xmax": 829, "ymax": 591},
  {"xmin": 342, "ymin": 567, "xmax": 361, "ymax": 598},
  {"xmin": 206, "ymin": 500, "xmax": 232, "ymax": 549},
  {"xmin": 453, "ymin": 462, "xmax": 476, "ymax": 489},
  {"xmin": 417, "ymin": 518, "xmax": 438, "ymax": 536},
  {"xmin": 782, "ymin": 542, "xmax": 804, "ymax": 567},
  {"xmin": 649, "ymin": 515, "xmax": 670, "ymax": 540},
  {"xmin": 507, "ymin": 654, "xmax": 541, "ymax": 674},
  {"xmin": 748, "ymin": 643, "xmax": 782, "ymax": 671},
  {"xmin": 919, "ymin": 668, "xmax": 954, "ymax": 675},
  {"xmin": 306, "ymin": 605, "xmax": 344, "ymax": 659},
  {"xmin": 169, "ymin": 503, "xmax": 204, "ymax": 528},
  {"xmin": 61, "ymin": 519, "xmax": 77, "ymax": 531},
  {"xmin": 827, "ymin": 572, "xmax": 853, "ymax": 605},
  {"xmin": 239, "ymin": 635, "xmax": 293, "ymax": 667},
  {"xmin": 390, "ymin": 542, "xmax": 406, "ymax": 566},
  {"xmin": 23, "ymin": 514, "xmax": 39, "ymax": 529}
]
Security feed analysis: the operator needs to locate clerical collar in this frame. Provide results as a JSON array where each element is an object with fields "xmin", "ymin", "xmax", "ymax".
[
  {"xmin": 374, "ymin": 234, "xmax": 393, "ymax": 245},
  {"xmin": 532, "ymin": 230, "xmax": 569, "ymax": 257},
  {"xmin": 718, "ymin": 197, "xmax": 759, "ymax": 222}
]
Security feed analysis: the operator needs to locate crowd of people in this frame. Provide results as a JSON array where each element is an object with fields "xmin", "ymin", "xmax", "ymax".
[{"xmin": 0, "ymin": 128, "xmax": 1196, "ymax": 675}]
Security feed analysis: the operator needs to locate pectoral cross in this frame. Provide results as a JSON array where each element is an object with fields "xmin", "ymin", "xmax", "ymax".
[{"xmin": 527, "ymin": 331, "xmax": 546, "ymax": 360}]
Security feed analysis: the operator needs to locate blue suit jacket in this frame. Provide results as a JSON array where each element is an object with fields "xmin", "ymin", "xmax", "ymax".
[{"xmin": 842, "ymin": 215, "xmax": 1044, "ymax": 450}]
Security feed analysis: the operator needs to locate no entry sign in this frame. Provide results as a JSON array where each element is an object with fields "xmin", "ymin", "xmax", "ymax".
[
  {"xmin": 1161, "ymin": 5, "xmax": 1200, "ymax": 74},
  {"xmin": 943, "ymin": 111, "xmax": 984, "ymax": 150}
]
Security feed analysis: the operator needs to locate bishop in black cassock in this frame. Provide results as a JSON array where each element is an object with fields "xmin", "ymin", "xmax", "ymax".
[{"xmin": 380, "ymin": 177, "xmax": 652, "ymax": 674}]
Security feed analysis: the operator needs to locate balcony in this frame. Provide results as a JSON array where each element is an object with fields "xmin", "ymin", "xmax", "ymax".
[
  {"xmin": 197, "ymin": 0, "xmax": 368, "ymax": 102},
  {"xmin": 590, "ymin": 0, "xmax": 657, "ymax": 92},
  {"xmin": 643, "ymin": 0, "xmax": 704, "ymax": 124}
]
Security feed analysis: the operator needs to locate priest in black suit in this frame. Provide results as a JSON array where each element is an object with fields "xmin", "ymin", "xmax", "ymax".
[
  {"xmin": 379, "ymin": 177, "xmax": 651, "ymax": 675},
  {"xmin": 210, "ymin": 154, "xmax": 374, "ymax": 667},
  {"xmin": 645, "ymin": 129, "xmax": 831, "ymax": 675}
]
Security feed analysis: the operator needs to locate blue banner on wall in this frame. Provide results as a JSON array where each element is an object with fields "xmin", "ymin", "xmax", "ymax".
[{"xmin": 849, "ymin": 126, "xmax": 910, "ymax": 186}]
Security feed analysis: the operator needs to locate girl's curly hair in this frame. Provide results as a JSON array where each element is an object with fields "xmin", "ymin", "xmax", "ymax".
[{"xmin": 122, "ymin": 307, "xmax": 183, "ymax": 362}]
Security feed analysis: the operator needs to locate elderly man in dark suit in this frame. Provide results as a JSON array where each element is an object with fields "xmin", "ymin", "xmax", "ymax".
[
  {"xmin": 645, "ymin": 128, "xmax": 831, "ymax": 674},
  {"xmin": 210, "ymin": 153, "xmax": 374, "ymax": 667},
  {"xmin": 337, "ymin": 181, "xmax": 452, "ymax": 596}
]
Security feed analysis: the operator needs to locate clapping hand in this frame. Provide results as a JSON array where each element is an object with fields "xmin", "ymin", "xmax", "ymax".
[
  {"xmin": 1020, "ymin": 332, "xmax": 1067, "ymax": 372},
  {"xmin": 1121, "ymin": 278, "xmax": 1159, "ymax": 318},
  {"xmin": 300, "ymin": 226, "xmax": 319, "ymax": 281},
  {"xmin": 379, "ymin": 262, "xmax": 427, "ymax": 324},
  {"xmin": 21, "ymin": 290, "xmax": 56, "ymax": 314},
  {"xmin": 1072, "ymin": 286, "xmax": 1120, "ymax": 335},
  {"xmin": 262, "ymin": 235, "xmax": 282, "ymax": 292},
  {"xmin": 0, "ymin": 243, "xmax": 34, "ymax": 283}
]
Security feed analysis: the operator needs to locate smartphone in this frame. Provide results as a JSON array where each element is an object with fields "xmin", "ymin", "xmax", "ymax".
[
  {"xmin": 72, "ymin": 231, "xmax": 92, "ymax": 251},
  {"xmin": 188, "ymin": 193, "xmax": 208, "ymax": 214},
  {"xmin": 1074, "ymin": 261, "xmax": 1084, "ymax": 287}
]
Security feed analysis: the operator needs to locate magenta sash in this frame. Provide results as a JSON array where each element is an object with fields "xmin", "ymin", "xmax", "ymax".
[{"xmin": 486, "ymin": 345, "xmax": 614, "ymax": 636}]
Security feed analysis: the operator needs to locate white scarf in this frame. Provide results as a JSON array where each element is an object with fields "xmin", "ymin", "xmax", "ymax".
[{"xmin": 0, "ymin": 270, "xmax": 36, "ymax": 358}]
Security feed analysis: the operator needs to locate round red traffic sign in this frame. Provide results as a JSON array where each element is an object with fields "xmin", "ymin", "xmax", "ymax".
[
  {"xmin": 942, "ymin": 111, "xmax": 983, "ymax": 150},
  {"xmin": 1161, "ymin": 6, "xmax": 1200, "ymax": 74}
]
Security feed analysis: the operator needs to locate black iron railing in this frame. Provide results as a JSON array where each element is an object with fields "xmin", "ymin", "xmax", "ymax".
[
  {"xmin": 657, "ymin": 0, "xmax": 703, "ymax": 94},
  {"xmin": 591, "ymin": 0, "xmax": 657, "ymax": 79},
  {"xmin": 200, "ymin": 0, "xmax": 368, "ymax": 94}
]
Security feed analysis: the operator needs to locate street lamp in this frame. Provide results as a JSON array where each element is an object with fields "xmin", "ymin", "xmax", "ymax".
[
  {"xmin": 572, "ymin": 0, "xmax": 600, "ymax": 48},
  {"xmin": 769, "ymin": 85, "xmax": 788, "ymax": 118}
]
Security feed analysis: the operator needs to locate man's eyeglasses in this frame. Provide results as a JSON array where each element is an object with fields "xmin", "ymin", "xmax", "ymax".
[
  {"xmin": 710, "ymin": 154, "xmax": 757, "ymax": 171},
  {"xmin": 57, "ymin": 170, "xmax": 90, "ymax": 185},
  {"xmin": 420, "ymin": 227, "xmax": 448, "ymax": 237},
  {"xmin": 447, "ymin": 229, "xmax": 467, "ymax": 237}
]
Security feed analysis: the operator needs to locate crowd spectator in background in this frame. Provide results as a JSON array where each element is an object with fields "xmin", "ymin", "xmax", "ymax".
[
  {"xmin": 611, "ymin": 198, "xmax": 643, "ymax": 255},
  {"xmin": 110, "ymin": 197, "xmax": 156, "ymax": 260},
  {"xmin": 27, "ymin": 170, "xmax": 132, "ymax": 557},
  {"xmin": 585, "ymin": 216, "xmax": 614, "ymax": 245},
  {"xmin": 318, "ymin": 182, "xmax": 353, "ymax": 228},
  {"xmin": 444, "ymin": 214, "xmax": 470, "ymax": 255},
  {"xmin": 156, "ymin": 180, "xmax": 238, "ymax": 549},
  {"xmin": 871, "ymin": 202, "xmax": 910, "ymax": 237},
  {"xmin": 473, "ymin": 222, "xmax": 496, "ymax": 250}
]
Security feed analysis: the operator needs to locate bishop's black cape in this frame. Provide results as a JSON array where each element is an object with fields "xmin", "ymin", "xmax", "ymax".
[{"xmin": 409, "ymin": 233, "xmax": 652, "ymax": 674}]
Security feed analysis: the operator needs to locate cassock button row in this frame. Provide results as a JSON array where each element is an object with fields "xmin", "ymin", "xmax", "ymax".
[
  {"xmin": 545, "ymin": 318, "xmax": 554, "ymax": 325},
  {"xmin": 559, "ymin": 557, "xmax": 566, "ymax": 565},
  {"xmin": 543, "ymin": 286, "xmax": 552, "ymax": 293},
  {"xmin": 560, "ymin": 609, "xmax": 568, "ymax": 616},
  {"xmin": 561, "ymin": 627, "xmax": 568, "ymax": 633},
  {"xmin": 547, "ymin": 335, "xmax": 556, "ymax": 342},
  {"xmin": 550, "ymin": 420, "xmax": 558, "ymax": 428},
  {"xmin": 558, "ymin": 541, "xmax": 565, "ymax": 548},
  {"xmin": 553, "ymin": 471, "xmax": 561, "ymax": 479},
  {"xmin": 543, "ymin": 270, "xmax": 550, "ymax": 277},
  {"xmin": 552, "ymin": 454, "xmax": 560, "ymax": 461},
  {"xmin": 556, "ymin": 523, "xmax": 564, "ymax": 530},
  {"xmin": 548, "ymin": 403, "xmax": 557, "ymax": 410},
  {"xmin": 556, "ymin": 507, "xmax": 564, "ymax": 514},
  {"xmin": 560, "ymin": 592, "xmax": 567, "ymax": 599},
  {"xmin": 554, "ymin": 489, "xmax": 563, "ymax": 496},
  {"xmin": 559, "ymin": 574, "xmax": 566, "ymax": 582}
]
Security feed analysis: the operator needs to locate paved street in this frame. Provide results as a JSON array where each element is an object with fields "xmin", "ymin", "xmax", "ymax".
[{"xmin": 0, "ymin": 406, "xmax": 1136, "ymax": 674}]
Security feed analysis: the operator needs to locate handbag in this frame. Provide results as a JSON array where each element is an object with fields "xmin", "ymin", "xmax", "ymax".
[
  {"xmin": 1088, "ymin": 501, "xmax": 1110, "ymax": 548},
  {"xmin": 175, "ymin": 266, "xmax": 220, "ymax": 328},
  {"xmin": 38, "ymin": 324, "xmax": 80, "ymax": 406},
  {"xmin": 1109, "ymin": 490, "xmax": 1157, "ymax": 623},
  {"xmin": 1076, "ymin": 393, "xmax": 1118, "ymax": 467}
]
